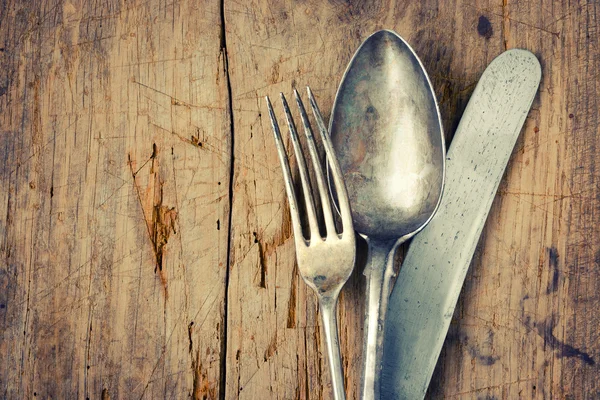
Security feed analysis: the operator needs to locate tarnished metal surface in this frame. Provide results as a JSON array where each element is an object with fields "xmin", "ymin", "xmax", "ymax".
[
  {"xmin": 267, "ymin": 88, "xmax": 356, "ymax": 400},
  {"xmin": 331, "ymin": 30, "xmax": 445, "ymax": 240},
  {"xmin": 380, "ymin": 49, "xmax": 541, "ymax": 399},
  {"xmin": 329, "ymin": 30, "xmax": 445, "ymax": 400}
]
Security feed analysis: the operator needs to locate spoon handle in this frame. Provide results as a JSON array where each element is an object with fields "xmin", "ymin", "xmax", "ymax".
[
  {"xmin": 361, "ymin": 240, "xmax": 397, "ymax": 400},
  {"xmin": 320, "ymin": 296, "xmax": 347, "ymax": 400}
]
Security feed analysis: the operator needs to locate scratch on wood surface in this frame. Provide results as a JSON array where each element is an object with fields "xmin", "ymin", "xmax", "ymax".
[
  {"xmin": 257, "ymin": 240, "xmax": 267, "ymax": 288},
  {"xmin": 503, "ymin": 16, "xmax": 560, "ymax": 38},
  {"xmin": 314, "ymin": 321, "xmax": 323, "ymax": 400},
  {"xmin": 502, "ymin": 0, "xmax": 511, "ymax": 50},
  {"xmin": 152, "ymin": 198, "xmax": 178, "ymax": 273},
  {"xmin": 250, "ymin": 209, "xmax": 293, "ymax": 289},
  {"xmin": 146, "ymin": 110, "xmax": 226, "ymax": 165},
  {"xmin": 264, "ymin": 333, "xmax": 278, "ymax": 362},
  {"xmin": 498, "ymin": 190, "xmax": 578, "ymax": 200},
  {"xmin": 192, "ymin": 348, "xmax": 202, "ymax": 399},
  {"xmin": 445, "ymin": 378, "xmax": 535, "ymax": 398},
  {"xmin": 190, "ymin": 340, "xmax": 216, "ymax": 399},
  {"xmin": 83, "ymin": 318, "xmax": 93, "ymax": 398},
  {"xmin": 469, "ymin": 5, "xmax": 560, "ymax": 38},
  {"xmin": 128, "ymin": 145, "xmax": 177, "ymax": 299},
  {"xmin": 303, "ymin": 330, "xmax": 310, "ymax": 400},
  {"xmin": 287, "ymin": 263, "xmax": 298, "ymax": 328},
  {"xmin": 135, "ymin": 79, "xmax": 225, "ymax": 111}
]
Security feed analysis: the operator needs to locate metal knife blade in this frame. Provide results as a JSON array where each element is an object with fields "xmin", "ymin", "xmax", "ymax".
[{"xmin": 380, "ymin": 49, "xmax": 541, "ymax": 399}]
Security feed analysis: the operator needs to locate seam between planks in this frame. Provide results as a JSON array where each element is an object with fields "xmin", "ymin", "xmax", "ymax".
[{"xmin": 219, "ymin": 0, "xmax": 235, "ymax": 398}]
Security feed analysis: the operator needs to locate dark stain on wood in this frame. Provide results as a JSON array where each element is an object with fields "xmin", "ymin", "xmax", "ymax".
[
  {"xmin": 530, "ymin": 316, "xmax": 595, "ymax": 366},
  {"xmin": 252, "ymin": 211, "xmax": 293, "ymax": 289},
  {"xmin": 253, "ymin": 231, "xmax": 267, "ymax": 288},
  {"xmin": 477, "ymin": 395, "xmax": 498, "ymax": 400},
  {"xmin": 151, "ymin": 143, "xmax": 158, "ymax": 160},
  {"xmin": 477, "ymin": 16, "xmax": 493, "ymax": 39},
  {"xmin": 188, "ymin": 321, "xmax": 195, "ymax": 353},
  {"xmin": 257, "ymin": 240, "xmax": 267, "ymax": 289},
  {"xmin": 468, "ymin": 345, "xmax": 499, "ymax": 366},
  {"xmin": 546, "ymin": 246, "xmax": 560, "ymax": 294},
  {"xmin": 269, "ymin": 62, "xmax": 279, "ymax": 84},
  {"xmin": 445, "ymin": 330, "xmax": 499, "ymax": 366}
]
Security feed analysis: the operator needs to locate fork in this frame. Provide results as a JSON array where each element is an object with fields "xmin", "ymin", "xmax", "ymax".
[{"xmin": 266, "ymin": 87, "xmax": 356, "ymax": 400}]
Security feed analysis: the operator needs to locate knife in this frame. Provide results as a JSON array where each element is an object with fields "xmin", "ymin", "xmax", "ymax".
[{"xmin": 380, "ymin": 49, "xmax": 541, "ymax": 399}]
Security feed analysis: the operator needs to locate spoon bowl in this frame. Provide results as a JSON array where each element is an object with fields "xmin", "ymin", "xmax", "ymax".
[
  {"xmin": 331, "ymin": 30, "xmax": 444, "ymax": 240},
  {"xmin": 329, "ymin": 30, "xmax": 445, "ymax": 399}
]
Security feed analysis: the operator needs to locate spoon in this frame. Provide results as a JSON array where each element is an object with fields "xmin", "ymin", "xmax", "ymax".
[{"xmin": 329, "ymin": 30, "xmax": 445, "ymax": 399}]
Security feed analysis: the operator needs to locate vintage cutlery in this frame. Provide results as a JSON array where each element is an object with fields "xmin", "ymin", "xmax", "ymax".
[
  {"xmin": 266, "ymin": 87, "xmax": 356, "ymax": 400},
  {"xmin": 329, "ymin": 30, "xmax": 445, "ymax": 400},
  {"xmin": 380, "ymin": 49, "xmax": 541, "ymax": 399}
]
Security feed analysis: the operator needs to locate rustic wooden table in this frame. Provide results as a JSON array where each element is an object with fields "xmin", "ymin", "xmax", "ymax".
[{"xmin": 1, "ymin": 0, "xmax": 598, "ymax": 399}]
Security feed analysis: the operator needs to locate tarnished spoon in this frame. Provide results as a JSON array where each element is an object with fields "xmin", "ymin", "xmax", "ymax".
[{"xmin": 329, "ymin": 30, "xmax": 445, "ymax": 400}]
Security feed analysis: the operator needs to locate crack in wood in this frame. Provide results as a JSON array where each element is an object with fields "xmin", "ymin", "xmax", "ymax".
[
  {"xmin": 502, "ymin": 0, "xmax": 511, "ymax": 50},
  {"xmin": 219, "ymin": 0, "xmax": 236, "ymax": 396},
  {"xmin": 287, "ymin": 263, "xmax": 298, "ymax": 329}
]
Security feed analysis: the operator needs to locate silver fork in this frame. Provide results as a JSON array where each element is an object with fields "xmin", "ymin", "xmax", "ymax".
[{"xmin": 266, "ymin": 87, "xmax": 356, "ymax": 400}]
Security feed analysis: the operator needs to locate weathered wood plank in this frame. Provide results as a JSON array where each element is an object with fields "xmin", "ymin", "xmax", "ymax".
[
  {"xmin": 224, "ymin": 0, "xmax": 599, "ymax": 399},
  {"xmin": 429, "ymin": 1, "xmax": 600, "ymax": 399},
  {"xmin": 0, "ymin": 1, "xmax": 230, "ymax": 398},
  {"xmin": 222, "ymin": 3, "xmax": 372, "ymax": 398}
]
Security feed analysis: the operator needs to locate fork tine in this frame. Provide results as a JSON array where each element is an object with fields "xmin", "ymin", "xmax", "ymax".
[
  {"xmin": 266, "ymin": 96, "xmax": 305, "ymax": 243},
  {"xmin": 280, "ymin": 93, "xmax": 321, "ymax": 239},
  {"xmin": 294, "ymin": 89, "xmax": 338, "ymax": 239},
  {"xmin": 306, "ymin": 87, "xmax": 354, "ymax": 234}
]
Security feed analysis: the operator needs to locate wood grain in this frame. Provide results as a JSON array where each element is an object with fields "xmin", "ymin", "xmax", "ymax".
[
  {"xmin": 1, "ymin": 0, "xmax": 598, "ymax": 398},
  {"xmin": 0, "ymin": 0, "xmax": 231, "ymax": 398}
]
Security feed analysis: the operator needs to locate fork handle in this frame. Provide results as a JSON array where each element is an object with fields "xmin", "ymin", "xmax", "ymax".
[
  {"xmin": 320, "ymin": 296, "xmax": 346, "ymax": 400},
  {"xmin": 361, "ymin": 239, "xmax": 397, "ymax": 400}
]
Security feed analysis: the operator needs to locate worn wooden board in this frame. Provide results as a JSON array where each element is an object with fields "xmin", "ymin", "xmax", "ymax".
[
  {"xmin": 0, "ymin": 0, "xmax": 231, "ymax": 398},
  {"xmin": 428, "ymin": 1, "xmax": 600, "ymax": 399},
  {"xmin": 1, "ymin": 0, "xmax": 598, "ymax": 399},
  {"xmin": 224, "ymin": 0, "xmax": 599, "ymax": 399}
]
